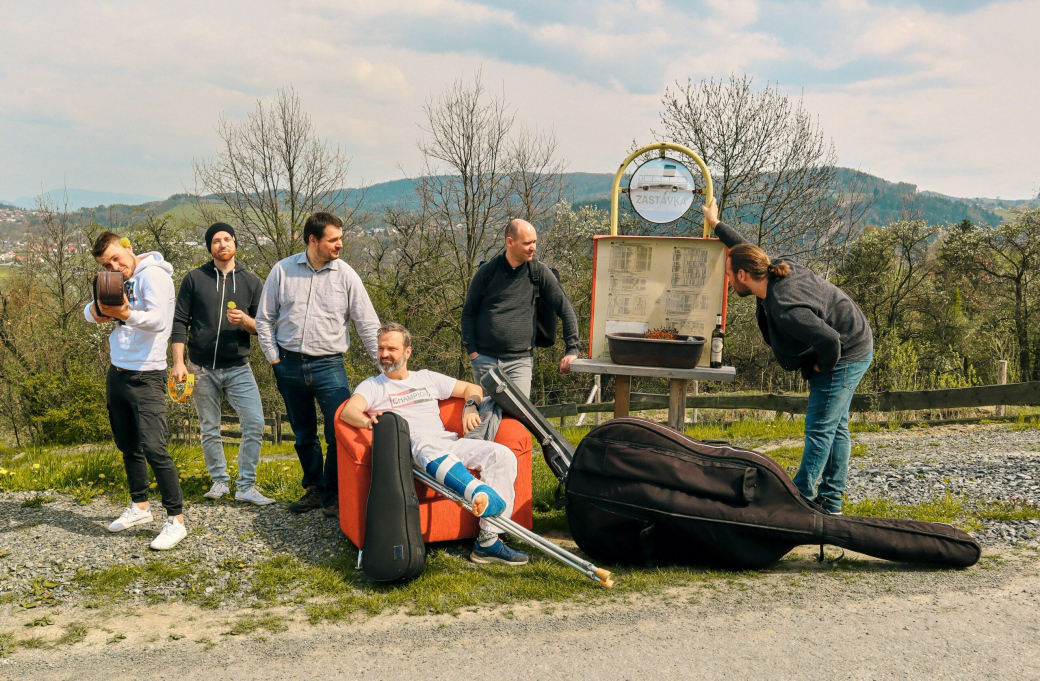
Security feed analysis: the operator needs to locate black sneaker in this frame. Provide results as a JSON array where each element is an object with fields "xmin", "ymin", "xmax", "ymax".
[{"xmin": 288, "ymin": 487, "xmax": 322, "ymax": 514}]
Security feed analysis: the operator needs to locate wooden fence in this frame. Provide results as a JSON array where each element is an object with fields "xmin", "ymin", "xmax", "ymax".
[
  {"xmin": 172, "ymin": 380, "xmax": 1040, "ymax": 442},
  {"xmin": 536, "ymin": 381, "xmax": 1040, "ymax": 418},
  {"xmin": 172, "ymin": 414, "xmax": 292, "ymax": 444}
]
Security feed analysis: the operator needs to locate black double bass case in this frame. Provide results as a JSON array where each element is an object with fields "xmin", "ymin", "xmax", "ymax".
[
  {"xmin": 482, "ymin": 367, "xmax": 981, "ymax": 570},
  {"xmin": 362, "ymin": 412, "xmax": 426, "ymax": 582}
]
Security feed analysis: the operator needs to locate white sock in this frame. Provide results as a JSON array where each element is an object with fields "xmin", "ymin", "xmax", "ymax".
[{"xmin": 477, "ymin": 530, "xmax": 498, "ymax": 548}]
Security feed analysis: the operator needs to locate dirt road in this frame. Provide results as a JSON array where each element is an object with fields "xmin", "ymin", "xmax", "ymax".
[{"xmin": 4, "ymin": 548, "xmax": 1038, "ymax": 681}]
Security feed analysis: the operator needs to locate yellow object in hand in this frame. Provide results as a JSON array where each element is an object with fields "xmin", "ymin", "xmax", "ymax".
[{"xmin": 227, "ymin": 301, "xmax": 237, "ymax": 309}]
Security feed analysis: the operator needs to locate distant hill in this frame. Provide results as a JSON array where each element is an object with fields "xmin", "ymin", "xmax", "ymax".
[
  {"xmin": 13, "ymin": 170, "xmax": 1033, "ymax": 229},
  {"xmin": 831, "ymin": 168, "xmax": 1005, "ymax": 227},
  {"xmin": 9, "ymin": 189, "xmax": 161, "ymax": 211}
]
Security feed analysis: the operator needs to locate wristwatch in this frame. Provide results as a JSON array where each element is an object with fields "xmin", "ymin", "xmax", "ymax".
[{"xmin": 464, "ymin": 397, "xmax": 480, "ymax": 411}]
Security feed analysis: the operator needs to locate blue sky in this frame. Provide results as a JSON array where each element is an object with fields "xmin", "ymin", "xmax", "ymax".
[{"xmin": 1, "ymin": 0, "xmax": 1036, "ymax": 201}]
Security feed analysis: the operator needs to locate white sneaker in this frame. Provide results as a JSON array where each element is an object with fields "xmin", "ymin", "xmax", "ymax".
[
  {"xmin": 235, "ymin": 486, "xmax": 275, "ymax": 506},
  {"xmin": 108, "ymin": 503, "xmax": 153, "ymax": 533},
  {"xmin": 204, "ymin": 481, "xmax": 230, "ymax": 499},
  {"xmin": 150, "ymin": 517, "xmax": 187, "ymax": 551}
]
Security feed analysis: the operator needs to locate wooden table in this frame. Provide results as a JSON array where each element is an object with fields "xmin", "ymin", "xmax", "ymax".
[{"xmin": 568, "ymin": 359, "xmax": 736, "ymax": 431}]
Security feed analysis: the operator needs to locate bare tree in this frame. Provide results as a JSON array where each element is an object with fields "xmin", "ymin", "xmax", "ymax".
[
  {"xmin": 415, "ymin": 71, "xmax": 516, "ymax": 284},
  {"xmin": 657, "ymin": 74, "xmax": 842, "ymax": 258},
  {"xmin": 506, "ymin": 125, "xmax": 567, "ymax": 226},
  {"xmin": 192, "ymin": 86, "xmax": 362, "ymax": 268}
]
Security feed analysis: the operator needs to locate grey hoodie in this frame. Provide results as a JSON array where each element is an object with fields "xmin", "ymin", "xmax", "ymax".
[
  {"xmin": 714, "ymin": 223, "xmax": 873, "ymax": 377},
  {"xmin": 83, "ymin": 251, "xmax": 176, "ymax": 371}
]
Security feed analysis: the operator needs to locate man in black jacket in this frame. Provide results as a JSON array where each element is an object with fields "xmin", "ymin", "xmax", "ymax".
[
  {"xmin": 171, "ymin": 223, "xmax": 273, "ymax": 505},
  {"xmin": 461, "ymin": 219, "xmax": 580, "ymax": 396},
  {"xmin": 703, "ymin": 200, "xmax": 873, "ymax": 515}
]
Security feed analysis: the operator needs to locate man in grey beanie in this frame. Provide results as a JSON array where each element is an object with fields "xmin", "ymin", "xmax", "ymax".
[{"xmin": 171, "ymin": 222, "xmax": 274, "ymax": 505}]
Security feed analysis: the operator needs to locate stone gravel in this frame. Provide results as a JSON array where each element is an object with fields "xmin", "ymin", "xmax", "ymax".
[
  {"xmin": 0, "ymin": 493, "xmax": 352, "ymax": 607},
  {"xmin": 844, "ymin": 424, "xmax": 1040, "ymax": 547}
]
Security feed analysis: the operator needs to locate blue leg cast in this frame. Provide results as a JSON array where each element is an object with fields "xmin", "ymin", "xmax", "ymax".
[{"xmin": 425, "ymin": 455, "xmax": 505, "ymax": 518}]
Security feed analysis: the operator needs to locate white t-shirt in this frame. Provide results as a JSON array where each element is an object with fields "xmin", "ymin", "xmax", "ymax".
[{"xmin": 353, "ymin": 370, "xmax": 459, "ymax": 441}]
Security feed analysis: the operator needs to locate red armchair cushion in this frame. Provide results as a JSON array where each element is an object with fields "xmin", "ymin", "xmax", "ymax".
[{"xmin": 335, "ymin": 397, "xmax": 533, "ymax": 547}]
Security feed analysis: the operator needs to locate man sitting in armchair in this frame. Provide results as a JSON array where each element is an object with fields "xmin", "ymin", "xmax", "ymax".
[{"xmin": 339, "ymin": 322, "xmax": 529, "ymax": 566}]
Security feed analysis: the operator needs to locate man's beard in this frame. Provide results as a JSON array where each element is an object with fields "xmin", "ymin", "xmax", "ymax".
[
  {"xmin": 380, "ymin": 357, "xmax": 405, "ymax": 373},
  {"xmin": 732, "ymin": 282, "xmax": 753, "ymax": 297},
  {"xmin": 213, "ymin": 250, "xmax": 234, "ymax": 262}
]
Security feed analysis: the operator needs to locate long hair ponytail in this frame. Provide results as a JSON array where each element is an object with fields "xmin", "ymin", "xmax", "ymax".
[{"xmin": 729, "ymin": 244, "xmax": 790, "ymax": 280}]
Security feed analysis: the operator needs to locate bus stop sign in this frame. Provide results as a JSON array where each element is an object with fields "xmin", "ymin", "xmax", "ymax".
[{"xmin": 627, "ymin": 157, "xmax": 699, "ymax": 224}]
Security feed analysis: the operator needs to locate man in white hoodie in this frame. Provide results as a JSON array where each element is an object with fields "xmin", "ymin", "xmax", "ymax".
[{"xmin": 85, "ymin": 231, "xmax": 186, "ymax": 550}]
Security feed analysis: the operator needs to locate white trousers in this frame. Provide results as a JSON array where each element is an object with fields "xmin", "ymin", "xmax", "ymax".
[{"xmin": 411, "ymin": 435, "xmax": 517, "ymax": 533}]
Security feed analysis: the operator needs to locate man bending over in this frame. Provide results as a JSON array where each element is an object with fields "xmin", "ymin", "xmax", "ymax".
[{"xmin": 340, "ymin": 322, "xmax": 529, "ymax": 566}]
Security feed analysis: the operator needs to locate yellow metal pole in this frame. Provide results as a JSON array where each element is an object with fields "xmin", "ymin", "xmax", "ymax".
[{"xmin": 609, "ymin": 142, "xmax": 714, "ymax": 237}]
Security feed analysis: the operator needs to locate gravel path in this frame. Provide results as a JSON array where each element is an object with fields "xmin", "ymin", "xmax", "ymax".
[
  {"xmin": 844, "ymin": 424, "xmax": 1040, "ymax": 547},
  {"xmin": 0, "ymin": 495, "xmax": 350, "ymax": 607}
]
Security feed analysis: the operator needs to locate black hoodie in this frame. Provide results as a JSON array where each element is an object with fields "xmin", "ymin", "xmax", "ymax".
[{"xmin": 171, "ymin": 261, "xmax": 263, "ymax": 369}]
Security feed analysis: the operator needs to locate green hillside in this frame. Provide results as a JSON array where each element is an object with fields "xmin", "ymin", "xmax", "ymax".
[{"xmin": 19, "ymin": 169, "xmax": 1028, "ymax": 231}]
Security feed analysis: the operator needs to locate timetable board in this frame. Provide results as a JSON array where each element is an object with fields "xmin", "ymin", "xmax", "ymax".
[{"xmin": 588, "ymin": 235, "xmax": 729, "ymax": 366}]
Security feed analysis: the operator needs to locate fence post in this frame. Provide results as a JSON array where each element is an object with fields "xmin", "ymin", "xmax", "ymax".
[
  {"xmin": 691, "ymin": 380, "xmax": 699, "ymax": 424},
  {"xmin": 594, "ymin": 375, "xmax": 602, "ymax": 426},
  {"xmin": 274, "ymin": 412, "xmax": 282, "ymax": 445},
  {"xmin": 996, "ymin": 360, "xmax": 1008, "ymax": 417}
]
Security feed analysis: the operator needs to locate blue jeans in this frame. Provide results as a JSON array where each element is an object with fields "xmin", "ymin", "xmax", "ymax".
[
  {"xmin": 793, "ymin": 356, "xmax": 872, "ymax": 514},
  {"xmin": 470, "ymin": 354, "xmax": 534, "ymax": 397},
  {"xmin": 272, "ymin": 351, "xmax": 351, "ymax": 507},
  {"xmin": 192, "ymin": 363, "xmax": 265, "ymax": 490}
]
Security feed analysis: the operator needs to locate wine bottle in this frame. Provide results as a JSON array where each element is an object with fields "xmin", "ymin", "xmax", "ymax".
[{"xmin": 710, "ymin": 313, "xmax": 724, "ymax": 368}]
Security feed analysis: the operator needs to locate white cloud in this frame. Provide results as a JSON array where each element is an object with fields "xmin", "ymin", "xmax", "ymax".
[{"xmin": 0, "ymin": 0, "xmax": 1035, "ymax": 201}]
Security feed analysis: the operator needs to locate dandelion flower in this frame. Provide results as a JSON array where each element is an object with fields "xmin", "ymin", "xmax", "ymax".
[
  {"xmin": 32, "ymin": 463, "xmax": 40, "ymax": 469},
  {"xmin": 98, "ymin": 473, "xmax": 106, "ymax": 479},
  {"xmin": 227, "ymin": 301, "xmax": 237, "ymax": 310}
]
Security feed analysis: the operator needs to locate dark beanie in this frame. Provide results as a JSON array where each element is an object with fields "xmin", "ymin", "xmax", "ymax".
[{"xmin": 205, "ymin": 222, "xmax": 236, "ymax": 252}]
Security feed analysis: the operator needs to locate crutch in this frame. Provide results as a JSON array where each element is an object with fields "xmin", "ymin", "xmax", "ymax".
[{"xmin": 411, "ymin": 467, "xmax": 614, "ymax": 588}]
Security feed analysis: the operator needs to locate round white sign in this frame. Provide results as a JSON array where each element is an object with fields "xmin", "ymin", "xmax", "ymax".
[{"xmin": 627, "ymin": 157, "xmax": 699, "ymax": 224}]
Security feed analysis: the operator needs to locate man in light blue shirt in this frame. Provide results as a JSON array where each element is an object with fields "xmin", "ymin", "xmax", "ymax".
[{"xmin": 256, "ymin": 212, "xmax": 380, "ymax": 517}]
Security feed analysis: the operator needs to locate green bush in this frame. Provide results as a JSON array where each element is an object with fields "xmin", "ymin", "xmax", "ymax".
[{"xmin": 20, "ymin": 371, "xmax": 110, "ymax": 444}]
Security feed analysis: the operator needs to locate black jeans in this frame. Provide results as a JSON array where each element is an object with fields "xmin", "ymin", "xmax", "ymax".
[
  {"xmin": 106, "ymin": 366, "xmax": 183, "ymax": 516},
  {"xmin": 272, "ymin": 350, "xmax": 351, "ymax": 507}
]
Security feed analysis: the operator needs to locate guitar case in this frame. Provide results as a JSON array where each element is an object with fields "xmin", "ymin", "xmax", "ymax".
[
  {"xmin": 362, "ymin": 412, "xmax": 426, "ymax": 582},
  {"xmin": 482, "ymin": 367, "xmax": 980, "ymax": 570}
]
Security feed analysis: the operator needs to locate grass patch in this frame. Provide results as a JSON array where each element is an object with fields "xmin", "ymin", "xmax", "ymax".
[
  {"xmin": 225, "ymin": 613, "xmax": 289, "ymax": 636},
  {"xmin": 56, "ymin": 622, "xmax": 87, "ymax": 646},
  {"xmin": 18, "ymin": 635, "xmax": 47, "ymax": 649},
  {"xmin": 1010, "ymin": 413, "xmax": 1040, "ymax": 431},
  {"xmin": 761, "ymin": 442, "xmax": 868, "ymax": 475},
  {"xmin": 21, "ymin": 494, "xmax": 55, "ymax": 508},
  {"xmin": 973, "ymin": 497, "xmax": 1040, "ymax": 522},
  {"xmin": 0, "ymin": 632, "xmax": 14, "ymax": 658},
  {"xmin": 843, "ymin": 492, "xmax": 980, "ymax": 530},
  {"xmin": 0, "ymin": 442, "xmax": 305, "ymax": 504},
  {"xmin": 557, "ymin": 416, "xmax": 807, "ymax": 449}
]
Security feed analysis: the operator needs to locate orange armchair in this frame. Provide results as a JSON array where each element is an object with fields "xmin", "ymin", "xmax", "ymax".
[{"xmin": 335, "ymin": 397, "xmax": 533, "ymax": 548}]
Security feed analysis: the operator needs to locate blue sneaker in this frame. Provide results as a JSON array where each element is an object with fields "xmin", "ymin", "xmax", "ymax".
[{"xmin": 470, "ymin": 539, "xmax": 529, "ymax": 566}]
